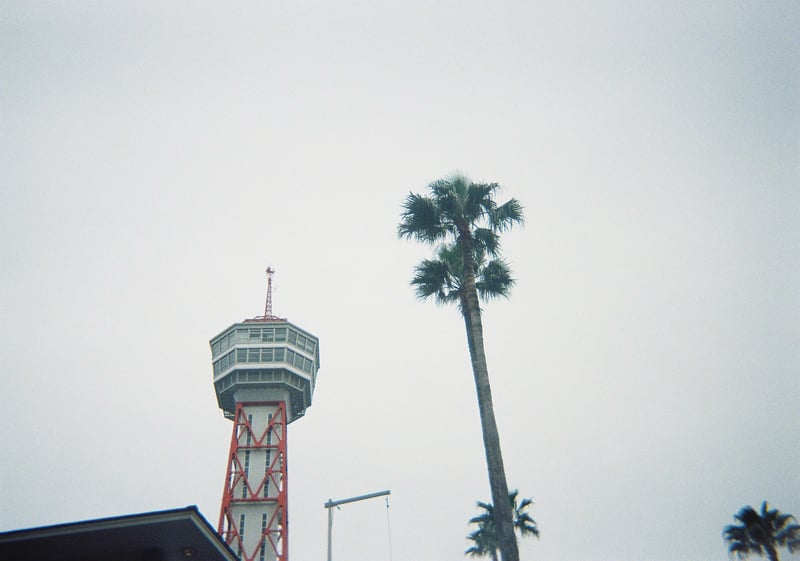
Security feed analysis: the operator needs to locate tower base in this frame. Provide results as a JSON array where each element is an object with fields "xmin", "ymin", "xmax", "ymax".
[{"xmin": 218, "ymin": 401, "xmax": 288, "ymax": 561}]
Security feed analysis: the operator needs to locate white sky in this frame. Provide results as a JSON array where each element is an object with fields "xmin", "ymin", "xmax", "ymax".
[{"xmin": 1, "ymin": 2, "xmax": 798, "ymax": 561}]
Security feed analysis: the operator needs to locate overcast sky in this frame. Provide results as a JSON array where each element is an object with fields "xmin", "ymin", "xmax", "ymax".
[{"xmin": 1, "ymin": 2, "xmax": 798, "ymax": 561}]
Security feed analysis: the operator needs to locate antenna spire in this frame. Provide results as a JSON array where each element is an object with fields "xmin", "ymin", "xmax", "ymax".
[
  {"xmin": 244, "ymin": 265, "xmax": 286, "ymax": 323},
  {"xmin": 264, "ymin": 266, "xmax": 275, "ymax": 318}
]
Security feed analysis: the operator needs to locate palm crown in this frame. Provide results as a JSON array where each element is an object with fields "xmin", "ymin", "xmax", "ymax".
[
  {"xmin": 411, "ymin": 244, "xmax": 515, "ymax": 309},
  {"xmin": 466, "ymin": 490, "xmax": 540, "ymax": 561},
  {"xmin": 400, "ymin": 174, "xmax": 522, "ymax": 315},
  {"xmin": 398, "ymin": 175, "xmax": 523, "ymax": 260},
  {"xmin": 724, "ymin": 502, "xmax": 800, "ymax": 561}
]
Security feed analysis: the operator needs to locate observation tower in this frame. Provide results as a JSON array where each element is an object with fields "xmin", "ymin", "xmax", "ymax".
[{"xmin": 210, "ymin": 268, "xmax": 320, "ymax": 561}]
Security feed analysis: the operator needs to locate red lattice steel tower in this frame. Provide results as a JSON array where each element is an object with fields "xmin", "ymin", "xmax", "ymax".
[{"xmin": 211, "ymin": 268, "xmax": 320, "ymax": 561}]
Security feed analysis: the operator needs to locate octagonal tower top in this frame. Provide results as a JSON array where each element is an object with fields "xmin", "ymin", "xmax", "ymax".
[{"xmin": 209, "ymin": 268, "xmax": 320, "ymax": 423}]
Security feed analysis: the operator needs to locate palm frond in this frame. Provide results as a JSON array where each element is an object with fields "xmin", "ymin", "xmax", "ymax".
[
  {"xmin": 774, "ymin": 517, "xmax": 800, "ymax": 546},
  {"xmin": 777, "ymin": 523, "xmax": 800, "ymax": 545},
  {"xmin": 491, "ymin": 198, "xmax": 524, "ymax": 231},
  {"xmin": 437, "ymin": 243, "xmax": 464, "ymax": 269},
  {"xmin": 465, "ymin": 525, "xmax": 497, "ymax": 559},
  {"xmin": 430, "ymin": 175, "xmax": 468, "ymax": 223},
  {"xmin": 469, "ymin": 500, "xmax": 494, "ymax": 525},
  {"xmin": 728, "ymin": 541, "xmax": 757, "ymax": 559},
  {"xmin": 411, "ymin": 258, "xmax": 460, "ymax": 304},
  {"xmin": 430, "ymin": 175, "xmax": 466, "ymax": 200},
  {"xmin": 472, "ymin": 228, "xmax": 501, "ymax": 256},
  {"xmin": 517, "ymin": 498, "xmax": 533, "ymax": 510},
  {"xmin": 469, "ymin": 514, "xmax": 493, "ymax": 525},
  {"xmin": 476, "ymin": 259, "xmax": 514, "ymax": 300},
  {"xmin": 464, "ymin": 182, "xmax": 499, "ymax": 221},
  {"xmin": 398, "ymin": 193, "xmax": 447, "ymax": 243},
  {"xmin": 516, "ymin": 521, "xmax": 540, "ymax": 538}
]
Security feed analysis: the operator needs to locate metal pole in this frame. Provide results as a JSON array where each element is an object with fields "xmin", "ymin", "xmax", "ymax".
[
  {"xmin": 327, "ymin": 500, "xmax": 333, "ymax": 561},
  {"xmin": 324, "ymin": 490, "xmax": 391, "ymax": 561}
]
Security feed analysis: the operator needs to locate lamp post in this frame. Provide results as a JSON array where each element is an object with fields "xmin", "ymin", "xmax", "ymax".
[{"xmin": 324, "ymin": 490, "xmax": 391, "ymax": 561}]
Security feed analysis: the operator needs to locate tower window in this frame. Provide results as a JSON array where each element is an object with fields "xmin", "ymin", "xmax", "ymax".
[
  {"xmin": 260, "ymin": 514, "xmax": 268, "ymax": 561},
  {"xmin": 264, "ymin": 448, "xmax": 272, "ymax": 498}
]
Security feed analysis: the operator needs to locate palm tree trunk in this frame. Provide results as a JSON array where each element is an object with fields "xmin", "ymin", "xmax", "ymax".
[{"xmin": 458, "ymin": 230, "xmax": 519, "ymax": 561}]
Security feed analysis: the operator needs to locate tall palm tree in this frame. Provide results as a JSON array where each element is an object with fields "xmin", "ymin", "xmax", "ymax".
[
  {"xmin": 724, "ymin": 502, "xmax": 800, "ymax": 561},
  {"xmin": 466, "ymin": 490, "xmax": 540, "ymax": 561},
  {"xmin": 399, "ymin": 174, "xmax": 524, "ymax": 561}
]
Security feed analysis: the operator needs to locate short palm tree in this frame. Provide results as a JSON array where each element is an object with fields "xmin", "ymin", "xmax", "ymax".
[
  {"xmin": 466, "ymin": 490, "xmax": 540, "ymax": 561},
  {"xmin": 724, "ymin": 501, "xmax": 800, "ymax": 561},
  {"xmin": 399, "ymin": 174, "xmax": 523, "ymax": 561}
]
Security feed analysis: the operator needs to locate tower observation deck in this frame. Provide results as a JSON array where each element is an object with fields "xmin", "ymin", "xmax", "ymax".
[{"xmin": 211, "ymin": 268, "xmax": 320, "ymax": 561}]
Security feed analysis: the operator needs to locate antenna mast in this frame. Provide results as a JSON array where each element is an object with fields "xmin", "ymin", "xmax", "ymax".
[
  {"xmin": 245, "ymin": 265, "xmax": 285, "ymax": 322},
  {"xmin": 264, "ymin": 266, "xmax": 275, "ymax": 318}
]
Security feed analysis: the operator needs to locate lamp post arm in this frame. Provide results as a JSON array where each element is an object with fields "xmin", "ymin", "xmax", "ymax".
[{"xmin": 324, "ymin": 490, "xmax": 391, "ymax": 561}]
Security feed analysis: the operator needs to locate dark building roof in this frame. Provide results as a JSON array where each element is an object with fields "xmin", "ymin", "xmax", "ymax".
[{"xmin": 0, "ymin": 506, "xmax": 237, "ymax": 561}]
